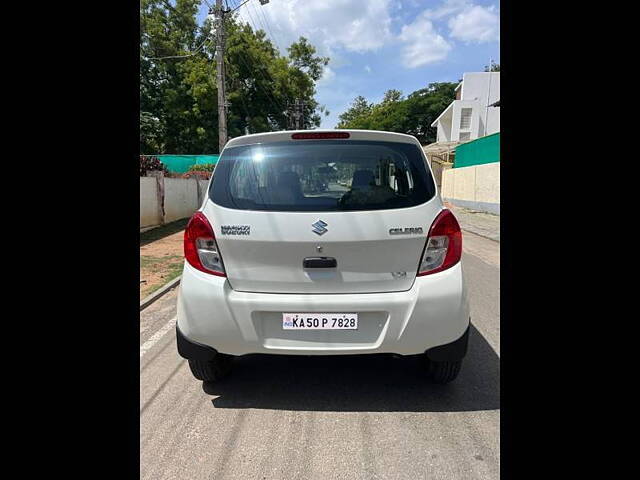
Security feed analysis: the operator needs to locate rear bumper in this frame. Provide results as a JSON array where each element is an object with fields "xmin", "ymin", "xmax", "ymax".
[
  {"xmin": 177, "ymin": 262, "xmax": 470, "ymax": 356},
  {"xmin": 176, "ymin": 325, "xmax": 218, "ymax": 361}
]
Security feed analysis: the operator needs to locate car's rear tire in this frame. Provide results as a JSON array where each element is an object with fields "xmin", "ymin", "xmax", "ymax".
[
  {"xmin": 426, "ymin": 358, "xmax": 462, "ymax": 384},
  {"xmin": 188, "ymin": 354, "xmax": 233, "ymax": 382}
]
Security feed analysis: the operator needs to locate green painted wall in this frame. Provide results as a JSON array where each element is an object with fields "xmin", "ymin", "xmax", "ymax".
[
  {"xmin": 454, "ymin": 133, "xmax": 500, "ymax": 168},
  {"xmin": 156, "ymin": 155, "xmax": 219, "ymax": 173}
]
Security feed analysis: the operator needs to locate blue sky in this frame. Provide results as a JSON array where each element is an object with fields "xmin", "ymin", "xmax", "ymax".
[{"xmin": 197, "ymin": 0, "xmax": 500, "ymax": 128}]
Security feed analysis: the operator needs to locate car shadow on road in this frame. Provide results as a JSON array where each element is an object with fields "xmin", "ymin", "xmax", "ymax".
[{"xmin": 201, "ymin": 324, "xmax": 499, "ymax": 413}]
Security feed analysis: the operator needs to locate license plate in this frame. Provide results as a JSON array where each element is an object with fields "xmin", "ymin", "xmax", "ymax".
[{"xmin": 282, "ymin": 313, "xmax": 358, "ymax": 330}]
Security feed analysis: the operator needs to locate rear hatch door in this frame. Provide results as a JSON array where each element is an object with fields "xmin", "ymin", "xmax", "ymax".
[{"xmin": 205, "ymin": 135, "xmax": 441, "ymax": 294}]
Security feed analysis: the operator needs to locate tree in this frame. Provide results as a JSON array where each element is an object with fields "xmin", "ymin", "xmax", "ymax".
[
  {"xmin": 336, "ymin": 82, "xmax": 457, "ymax": 144},
  {"xmin": 140, "ymin": 0, "xmax": 329, "ymax": 154},
  {"xmin": 404, "ymin": 82, "xmax": 458, "ymax": 143},
  {"xmin": 336, "ymin": 96, "xmax": 373, "ymax": 128},
  {"xmin": 484, "ymin": 63, "xmax": 500, "ymax": 72},
  {"xmin": 382, "ymin": 89, "xmax": 403, "ymax": 104},
  {"xmin": 140, "ymin": 111, "xmax": 165, "ymax": 153}
]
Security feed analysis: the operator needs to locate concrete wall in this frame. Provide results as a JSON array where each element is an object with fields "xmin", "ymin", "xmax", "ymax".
[
  {"xmin": 140, "ymin": 177, "xmax": 161, "ymax": 229},
  {"xmin": 140, "ymin": 176, "xmax": 210, "ymax": 230},
  {"xmin": 429, "ymin": 160, "xmax": 452, "ymax": 190},
  {"xmin": 441, "ymin": 162, "xmax": 500, "ymax": 215}
]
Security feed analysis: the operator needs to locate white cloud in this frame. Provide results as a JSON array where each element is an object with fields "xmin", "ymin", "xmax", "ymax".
[
  {"xmin": 424, "ymin": 0, "xmax": 471, "ymax": 20},
  {"xmin": 398, "ymin": 12, "xmax": 452, "ymax": 68},
  {"xmin": 448, "ymin": 5, "xmax": 499, "ymax": 43},
  {"xmin": 364, "ymin": 65, "xmax": 371, "ymax": 73},
  {"xmin": 235, "ymin": 0, "xmax": 393, "ymax": 56},
  {"xmin": 317, "ymin": 66, "xmax": 336, "ymax": 85}
]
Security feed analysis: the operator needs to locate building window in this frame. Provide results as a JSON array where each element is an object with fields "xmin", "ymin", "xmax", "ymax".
[
  {"xmin": 459, "ymin": 132, "xmax": 471, "ymax": 141},
  {"xmin": 460, "ymin": 108, "xmax": 472, "ymax": 130}
]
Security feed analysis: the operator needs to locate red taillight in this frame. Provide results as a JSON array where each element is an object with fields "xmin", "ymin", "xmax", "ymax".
[
  {"xmin": 417, "ymin": 209, "xmax": 462, "ymax": 276},
  {"xmin": 184, "ymin": 212, "xmax": 226, "ymax": 276},
  {"xmin": 291, "ymin": 132, "xmax": 350, "ymax": 140}
]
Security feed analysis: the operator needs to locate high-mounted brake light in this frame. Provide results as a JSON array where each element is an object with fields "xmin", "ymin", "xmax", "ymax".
[
  {"xmin": 184, "ymin": 212, "xmax": 226, "ymax": 276},
  {"xmin": 417, "ymin": 209, "xmax": 462, "ymax": 276},
  {"xmin": 291, "ymin": 132, "xmax": 350, "ymax": 140}
]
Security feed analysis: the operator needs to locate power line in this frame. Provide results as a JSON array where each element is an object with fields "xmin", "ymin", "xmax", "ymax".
[
  {"xmin": 228, "ymin": 0, "xmax": 287, "ymax": 111},
  {"xmin": 250, "ymin": 0, "xmax": 283, "ymax": 53},
  {"xmin": 233, "ymin": 48, "xmax": 286, "ymax": 117},
  {"xmin": 228, "ymin": 0, "xmax": 253, "ymax": 13},
  {"xmin": 224, "ymin": 1, "xmax": 286, "ymax": 113},
  {"xmin": 247, "ymin": 0, "xmax": 274, "ymax": 48},
  {"xmin": 143, "ymin": 3, "xmax": 216, "ymax": 61},
  {"xmin": 216, "ymin": 0, "xmax": 283, "ymax": 141},
  {"xmin": 144, "ymin": 33, "xmax": 214, "ymax": 60},
  {"xmin": 234, "ymin": 0, "xmax": 279, "ymax": 54}
]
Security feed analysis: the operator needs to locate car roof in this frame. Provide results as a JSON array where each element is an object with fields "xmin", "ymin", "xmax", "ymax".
[{"xmin": 224, "ymin": 129, "xmax": 421, "ymax": 149}]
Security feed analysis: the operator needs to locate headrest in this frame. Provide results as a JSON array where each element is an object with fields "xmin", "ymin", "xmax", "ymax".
[{"xmin": 352, "ymin": 169, "xmax": 375, "ymax": 188}]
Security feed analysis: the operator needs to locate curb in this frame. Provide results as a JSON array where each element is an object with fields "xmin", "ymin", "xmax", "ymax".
[
  {"xmin": 461, "ymin": 228, "xmax": 500, "ymax": 243},
  {"xmin": 140, "ymin": 276, "xmax": 181, "ymax": 311}
]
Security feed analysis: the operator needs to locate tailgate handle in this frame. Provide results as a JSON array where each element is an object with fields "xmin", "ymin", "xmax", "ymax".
[{"xmin": 303, "ymin": 257, "xmax": 337, "ymax": 268}]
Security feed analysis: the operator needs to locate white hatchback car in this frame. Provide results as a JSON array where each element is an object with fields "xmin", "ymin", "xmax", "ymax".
[{"xmin": 176, "ymin": 130, "xmax": 470, "ymax": 384}]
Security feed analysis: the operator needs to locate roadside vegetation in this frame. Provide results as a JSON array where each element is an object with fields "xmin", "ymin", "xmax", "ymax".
[
  {"xmin": 141, "ymin": 0, "xmax": 329, "ymax": 155},
  {"xmin": 140, "ymin": 255, "xmax": 184, "ymax": 299},
  {"xmin": 336, "ymin": 83, "xmax": 458, "ymax": 145},
  {"xmin": 140, "ymin": 218, "xmax": 189, "ymax": 299}
]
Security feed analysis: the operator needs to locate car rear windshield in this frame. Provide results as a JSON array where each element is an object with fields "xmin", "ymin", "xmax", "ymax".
[{"xmin": 209, "ymin": 140, "xmax": 435, "ymax": 212}]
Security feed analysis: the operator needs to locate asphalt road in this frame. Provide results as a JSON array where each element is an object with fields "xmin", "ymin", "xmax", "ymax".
[{"xmin": 140, "ymin": 231, "xmax": 500, "ymax": 479}]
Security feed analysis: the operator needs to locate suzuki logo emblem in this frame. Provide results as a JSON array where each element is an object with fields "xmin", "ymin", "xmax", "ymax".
[{"xmin": 312, "ymin": 220, "xmax": 328, "ymax": 236}]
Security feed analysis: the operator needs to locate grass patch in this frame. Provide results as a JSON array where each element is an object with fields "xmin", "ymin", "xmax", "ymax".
[
  {"xmin": 140, "ymin": 254, "xmax": 184, "ymax": 299},
  {"xmin": 140, "ymin": 255, "xmax": 182, "ymax": 268}
]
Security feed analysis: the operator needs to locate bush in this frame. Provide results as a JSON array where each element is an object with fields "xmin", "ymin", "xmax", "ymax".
[
  {"xmin": 182, "ymin": 170, "xmax": 212, "ymax": 180},
  {"xmin": 140, "ymin": 155, "xmax": 169, "ymax": 176},
  {"xmin": 188, "ymin": 163, "xmax": 216, "ymax": 172}
]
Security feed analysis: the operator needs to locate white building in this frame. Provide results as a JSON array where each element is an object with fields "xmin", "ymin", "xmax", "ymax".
[{"xmin": 431, "ymin": 72, "xmax": 500, "ymax": 143}]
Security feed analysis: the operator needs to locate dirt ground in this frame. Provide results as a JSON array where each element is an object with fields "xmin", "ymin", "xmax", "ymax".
[{"xmin": 140, "ymin": 228, "xmax": 185, "ymax": 299}]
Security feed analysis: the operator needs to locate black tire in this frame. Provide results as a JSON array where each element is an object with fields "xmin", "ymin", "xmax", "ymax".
[
  {"xmin": 426, "ymin": 358, "xmax": 462, "ymax": 384},
  {"xmin": 188, "ymin": 354, "xmax": 233, "ymax": 382}
]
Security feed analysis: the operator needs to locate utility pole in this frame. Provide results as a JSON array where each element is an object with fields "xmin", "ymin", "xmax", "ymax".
[
  {"xmin": 484, "ymin": 58, "xmax": 493, "ymax": 137},
  {"xmin": 297, "ymin": 99, "xmax": 306, "ymax": 129},
  {"xmin": 286, "ymin": 101, "xmax": 294, "ymax": 130},
  {"xmin": 211, "ymin": 0, "xmax": 270, "ymax": 143},
  {"xmin": 215, "ymin": 0, "xmax": 227, "ymax": 153},
  {"xmin": 287, "ymin": 98, "xmax": 306, "ymax": 130}
]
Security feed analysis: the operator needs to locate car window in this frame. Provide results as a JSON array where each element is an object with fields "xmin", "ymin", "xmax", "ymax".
[{"xmin": 210, "ymin": 140, "xmax": 435, "ymax": 211}]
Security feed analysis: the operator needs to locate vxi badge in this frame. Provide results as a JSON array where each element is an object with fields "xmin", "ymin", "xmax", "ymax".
[{"xmin": 389, "ymin": 227, "xmax": 423, "ymax": 235}]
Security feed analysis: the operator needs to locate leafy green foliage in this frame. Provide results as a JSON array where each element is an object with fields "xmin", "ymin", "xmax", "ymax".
[
  {"xmin": 336, "ymin": 83, "xmax": 458, "ymax": 144},
  {"xmin": 140, "ymin": 0, "xmax": 329, "ymax": 154},
  {"xmin": 188, "ymin": 163, "xmax": 215, "ymax": 172},
  {"xmin": 484, "ymin": 63, "xmax": 500, "ymax": 72},
  {"xmin": 337, "ymin": 96, "xmax": 373, "ymax": 127}
]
